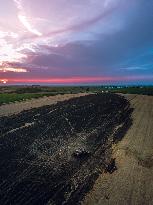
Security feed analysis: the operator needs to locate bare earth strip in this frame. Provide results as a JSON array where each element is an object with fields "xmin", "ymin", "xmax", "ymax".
[
  {"xmin": 83, "ymin": 94, "xmax": 153, "ymax": 205},
  {"xmin": 0, "ymin": 93, "xmax": 88, "ymax": 117}
]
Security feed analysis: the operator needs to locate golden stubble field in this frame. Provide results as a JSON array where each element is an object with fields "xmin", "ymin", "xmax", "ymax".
[
  {"xmin": 0, "ymin": 93, "xmax": 88, "ymax": 117},
  {"xmin": 83, "ymin": 94, "xmax": 153, "ymax": 205}
]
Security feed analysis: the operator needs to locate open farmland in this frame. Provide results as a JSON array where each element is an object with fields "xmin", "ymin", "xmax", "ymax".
[
  {"xmin": 0, "ymin": 86, "xmax": 90, "ymax": 105},
  {"xmin": 0, "ymin": 93, "xmax": 132, "ymax": 205},
  {"xmin": 0, "ymin": 93, "xmax": 88, "ymax": 117},
  {"xmin": 83, "ymin": 94, "xmax": 153, "ymax": 205},
  {"xmin": 1, "ymin": 86, "xmax": 153, "ymax": 106}
]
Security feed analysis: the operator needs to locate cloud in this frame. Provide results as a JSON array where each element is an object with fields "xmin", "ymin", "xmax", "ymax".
[
  {"xmin": 0, "ymin": 31, "xmax": 18, "ymax": 38},
  {"xmin": 0, "ymin": 0, "xmax": 153, "ymax": 84},
  {"xmin": 28, "ymin": 0, "xmax": 153, "ymax": 77},
  {"xmin": 18, "ymin": 15, "xmax": 42, "ymax": 36},
  {"xmin": 0, "ymin": 67, "xmax": 28, "ymax": 73},
  {"xmin": 43, "ymin": 1, "xmax": 119, "ymax": 37},
  {"xmin": 0, "ymin": 38, "xmax": 27, "ymax": 63},
  {"xmin": 13, "ymin": 0, "xmax": 22, "ymax": 10},
  {"xmin": 13, "ymin": 0, "xmax": 42, "ymax": 36}
]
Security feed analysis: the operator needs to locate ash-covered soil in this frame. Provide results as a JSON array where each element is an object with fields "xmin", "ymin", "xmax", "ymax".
[{"xmin": 0, "ymin": 94, "xmax": 133, "ymax": 205}]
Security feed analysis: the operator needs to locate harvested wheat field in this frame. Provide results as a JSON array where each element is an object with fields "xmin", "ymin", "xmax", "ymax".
[
  {"xmin": 83, "ymin": 94, "xmax": 153, "ymax": 205},
  {"xmin": 0, "ymin": 93, "xmax": 88, "ymax": 117}
]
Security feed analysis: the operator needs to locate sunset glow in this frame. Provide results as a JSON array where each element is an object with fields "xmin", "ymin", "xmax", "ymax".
[
  {"xmin": 1, "ymin": 75, "xmax": 153, "ymax": 85},
  {"xmin": 0, "ymin": 0, "xmax": 153, "ymax": 84},
  {"xmin": 0, "ymin": 79, "xmax": 8, "ymax": 84},
  {"xmin": 0, "ymin": 67, "xmax": 28, "ymax": 73}
]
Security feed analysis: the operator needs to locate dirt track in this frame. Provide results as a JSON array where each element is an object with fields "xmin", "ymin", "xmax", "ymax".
[
  {"xmin": 0, "ymin": 93, "xmax": 88, "ymax": 117},
  {"xmin": 83, "ymin": 94, "xmax": 153, "ymax": 205}
]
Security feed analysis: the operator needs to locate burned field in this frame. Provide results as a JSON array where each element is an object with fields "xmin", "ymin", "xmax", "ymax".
[{"xmin": 0, "ymin": 94, "xmax": 133, "ymax": 205}]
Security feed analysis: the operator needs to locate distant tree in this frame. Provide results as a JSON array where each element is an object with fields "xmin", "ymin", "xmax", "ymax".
[{"xmin": 86, "ymin": 87, "xmax": 90, "ymax": 92}]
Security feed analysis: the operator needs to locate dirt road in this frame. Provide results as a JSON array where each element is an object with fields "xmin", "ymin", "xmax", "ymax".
[
  {"xmin": 83, "ymin": 94, "xmax": 153, "ymax": 205},
  {"xmin": 0, "ymin": 93, "xmax": 88, "ymax": 117}
]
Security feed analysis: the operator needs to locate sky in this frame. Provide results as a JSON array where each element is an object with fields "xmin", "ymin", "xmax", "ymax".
[{"xmin": 0, "ymin": 0, "xmax": 153, "ymax": 85}]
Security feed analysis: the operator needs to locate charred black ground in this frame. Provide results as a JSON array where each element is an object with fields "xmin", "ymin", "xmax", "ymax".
[{"xmin": 0, "ymin": 93, "xmax": 133, "ymax": 205}]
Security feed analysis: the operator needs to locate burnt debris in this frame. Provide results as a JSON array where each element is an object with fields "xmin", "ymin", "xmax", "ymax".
[
  {"xmin": 72, "ymin": 148, "xmax": 91, "ymax": 159},
  {"xmin": 0, "ymin": 93, "xmax": 133, "ymax": 205},
  {"xmin": 105, "ymin": 158, "xmax": 117, "ymax": 174}
]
